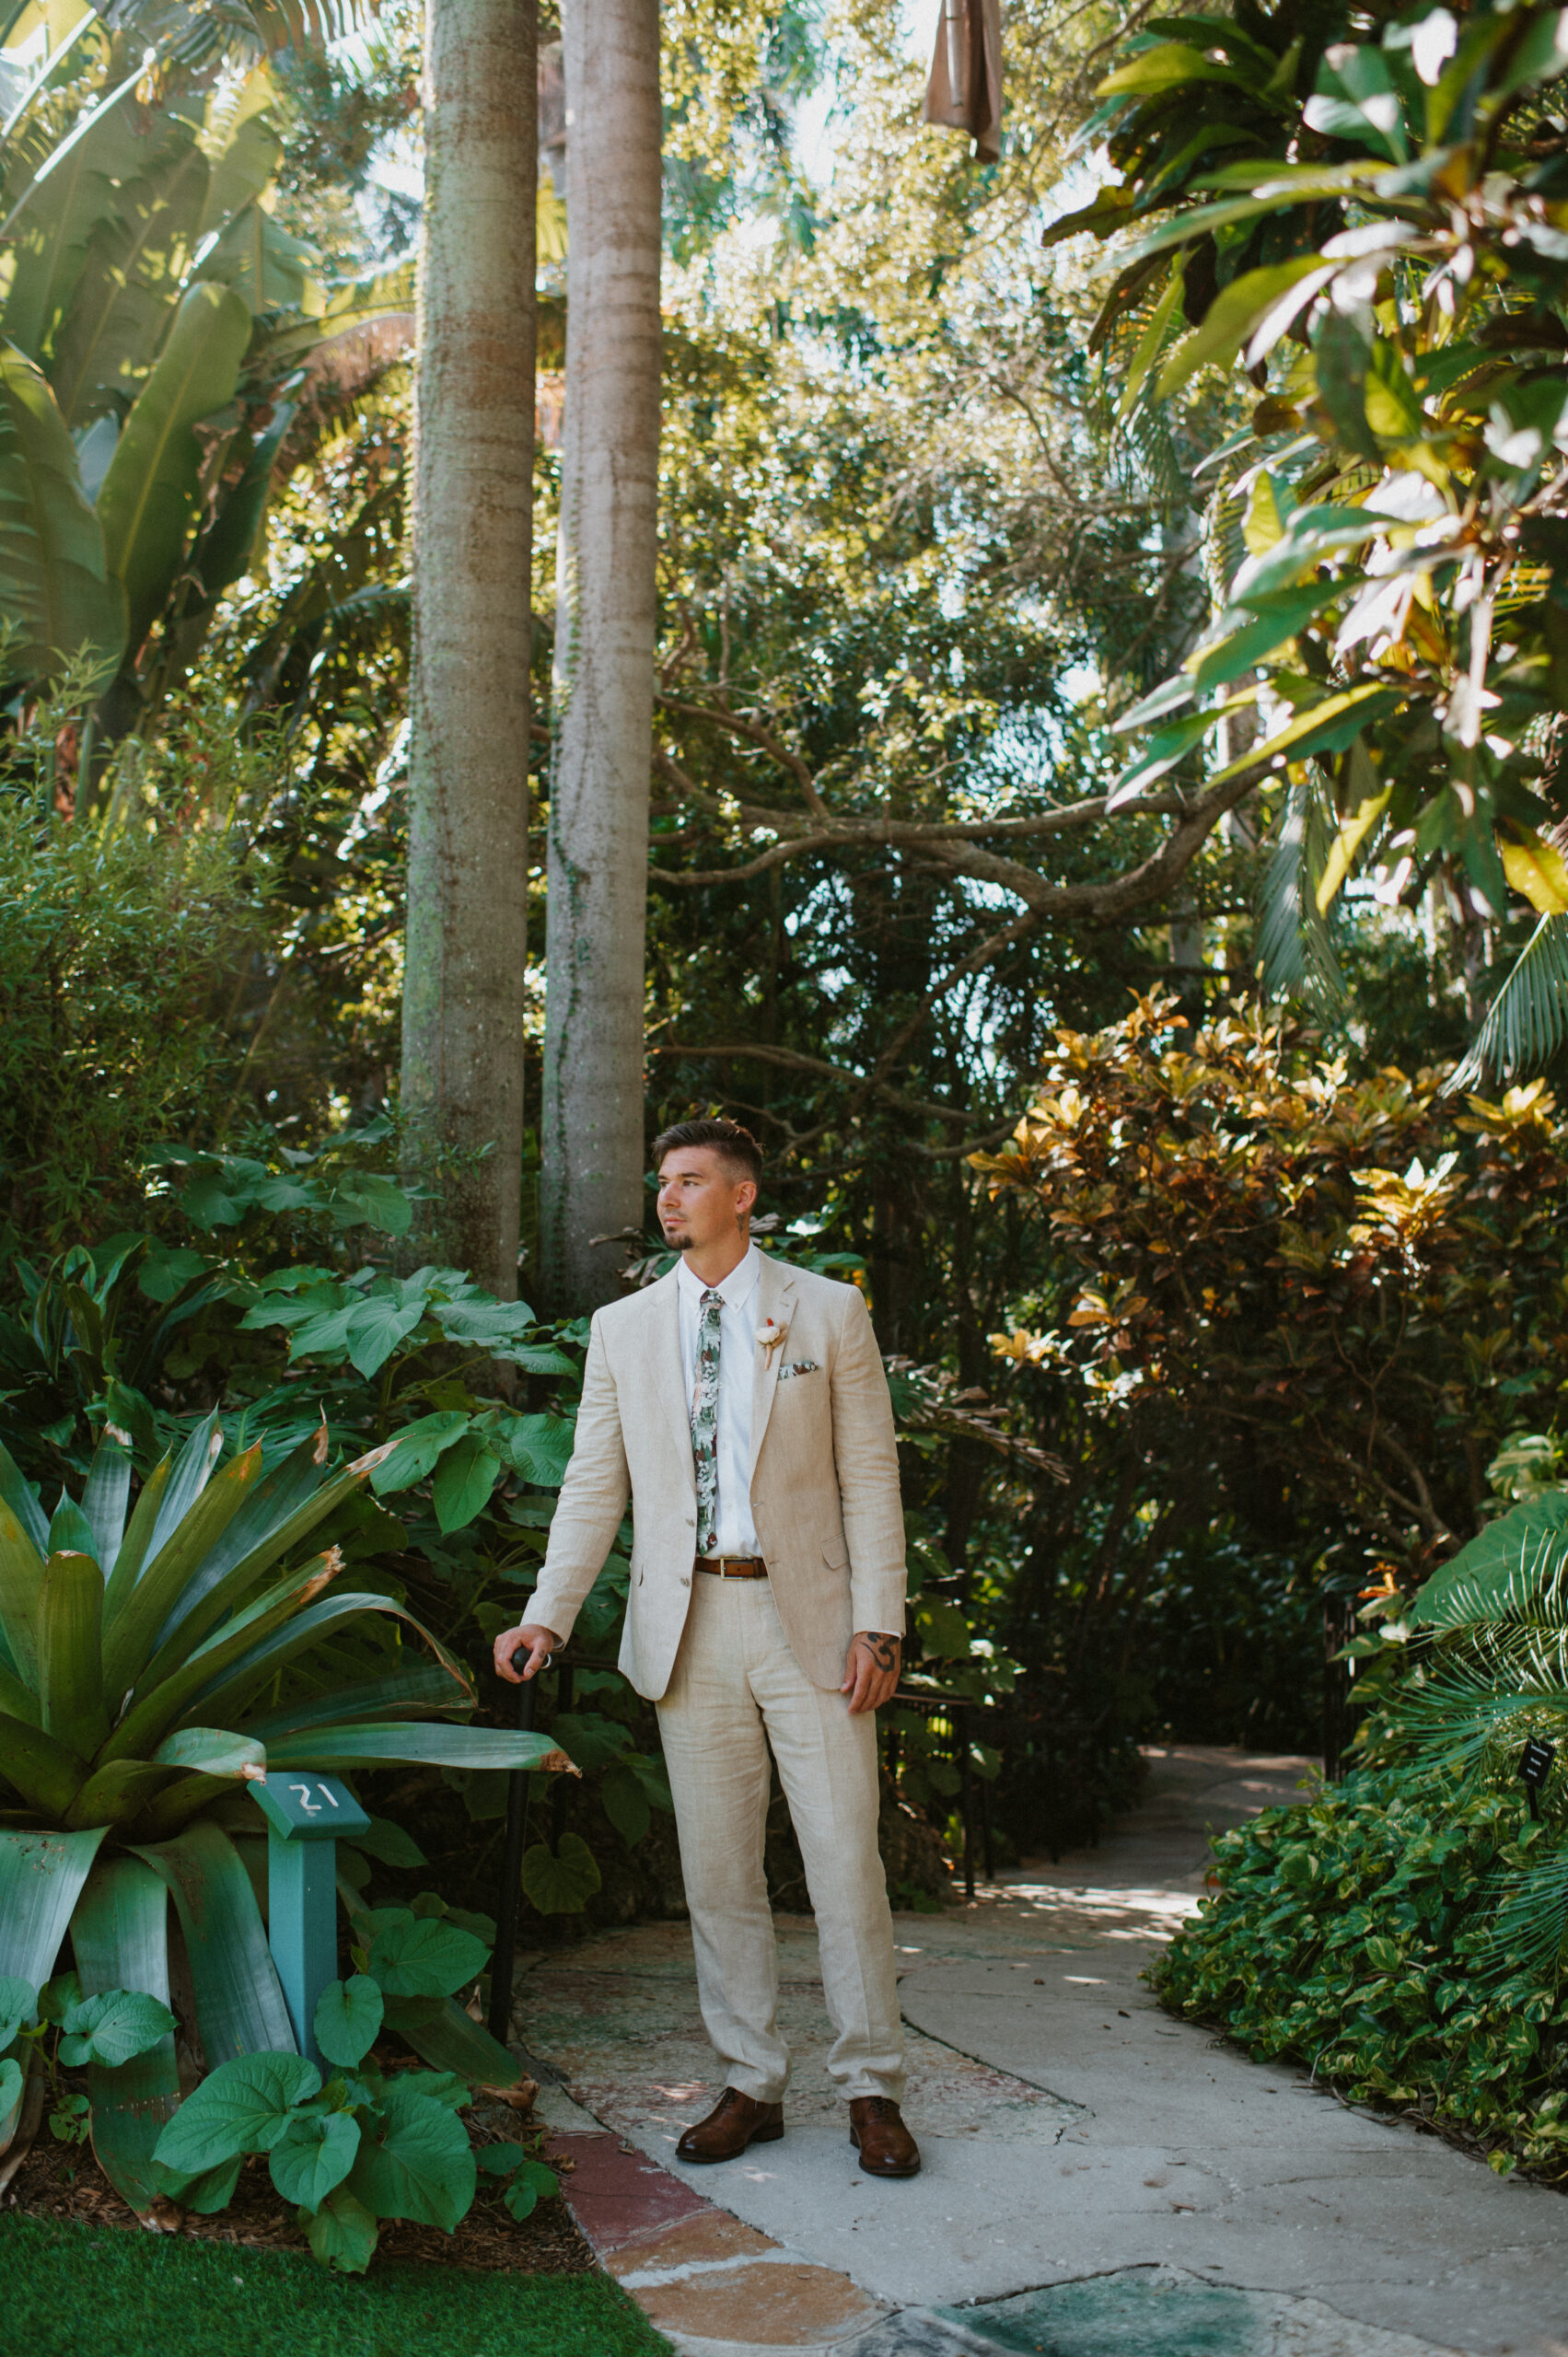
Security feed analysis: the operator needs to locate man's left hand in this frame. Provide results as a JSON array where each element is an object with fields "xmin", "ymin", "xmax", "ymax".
[{"xmin": 842, "ymin": 1631, "xmax": 901, "ymax": 1715}]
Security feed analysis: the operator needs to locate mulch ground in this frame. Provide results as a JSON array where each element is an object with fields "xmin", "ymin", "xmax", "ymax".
[{"xmin": 1, "ymin": 2102, "xmax": 596, "ymax": 2275}]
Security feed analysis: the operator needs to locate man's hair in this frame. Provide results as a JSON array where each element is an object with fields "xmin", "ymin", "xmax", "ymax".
[{"xmin": 651, "ymin": 1117, "xmax": 763, "ymax": 1191}]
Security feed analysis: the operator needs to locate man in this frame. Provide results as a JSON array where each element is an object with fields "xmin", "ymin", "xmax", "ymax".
[{"xmin": 494, "ymin": 1117, "xmax": 919, "ymax": 2177}]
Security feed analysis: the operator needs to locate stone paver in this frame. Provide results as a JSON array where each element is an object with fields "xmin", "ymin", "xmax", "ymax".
[{"xmin": 518, "ymin": 1747, "xmax": 1568, "ymax": 2357}]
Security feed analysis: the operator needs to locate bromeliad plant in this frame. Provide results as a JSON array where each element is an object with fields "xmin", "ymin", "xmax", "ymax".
[{"xmin": 0, "ymin": 1413, "xmax": 573, "ymax": 2215}]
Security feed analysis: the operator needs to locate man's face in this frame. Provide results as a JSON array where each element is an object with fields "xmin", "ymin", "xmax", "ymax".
[{"xmin": 656, "ymin": 1147, "xmax": 756, "ymax": 1252}]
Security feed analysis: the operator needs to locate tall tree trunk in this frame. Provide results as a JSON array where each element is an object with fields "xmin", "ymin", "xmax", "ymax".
[
  {"xmin": 401, "ymin": 0, "xmax": 537, "ymax": 1296},
  {"xmin": 540, "ymin": 0, "xmax": 662, "ymax": 1313}
]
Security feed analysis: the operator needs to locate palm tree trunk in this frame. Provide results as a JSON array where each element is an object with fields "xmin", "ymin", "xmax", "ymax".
[
  {"xmin": 401, "ymin": 0, "xmax": 537, "ymax": 1295},
  {"xmin": 539, "ymin": 0, "xmax": 662, "ymax": 1313}
]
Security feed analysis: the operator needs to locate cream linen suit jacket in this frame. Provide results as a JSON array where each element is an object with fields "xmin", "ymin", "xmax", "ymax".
[{"xmin": 528, "ymin": 1257, "xmax": 907, "ymax": 1701}]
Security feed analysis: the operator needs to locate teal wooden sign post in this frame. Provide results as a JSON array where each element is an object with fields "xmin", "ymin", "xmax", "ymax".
[{"xmin": 250, "ymin": 1773, "xmax": 370, "ymax": 2064}]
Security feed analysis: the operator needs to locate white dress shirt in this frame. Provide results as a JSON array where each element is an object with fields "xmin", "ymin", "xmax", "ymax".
[{"xmin": 676, "ymin": 1243, "xmax": 763, "ymax": 1556}]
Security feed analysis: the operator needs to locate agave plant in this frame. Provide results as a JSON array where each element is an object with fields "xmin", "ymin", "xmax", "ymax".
[
  {"xmin": 1375, "ymin": 1493, "xmax": 1568, "ymax": 1971},
  {"xmin": 0, "ymin": 1411, "xmax": 570, "ymax": 2212}
]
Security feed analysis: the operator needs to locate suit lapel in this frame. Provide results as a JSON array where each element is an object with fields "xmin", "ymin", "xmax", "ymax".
[
  {"xmin": 648, "ymin": 1268, "xmax": 695, "ymax": 1491},
  {"xmin": 749, "ymin": 1257, "xmax": 797, "ymax": 1481}
]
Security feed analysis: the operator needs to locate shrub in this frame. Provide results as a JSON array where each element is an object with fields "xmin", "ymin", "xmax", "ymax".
[{"xmin": 1154, "ymin": 1773, "xmax": 1568, "ymax": 2177}]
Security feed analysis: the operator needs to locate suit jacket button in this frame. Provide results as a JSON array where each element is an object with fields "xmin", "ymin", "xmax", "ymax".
[{"xmin": 680, "ymin": 1574, "xmax": 691, "ymax": 1587}]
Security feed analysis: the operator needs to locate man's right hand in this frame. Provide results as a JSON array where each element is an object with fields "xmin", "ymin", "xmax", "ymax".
[{"xmin": 493, "ymin": 1621, "xmax": 561, "ymax": 1684}]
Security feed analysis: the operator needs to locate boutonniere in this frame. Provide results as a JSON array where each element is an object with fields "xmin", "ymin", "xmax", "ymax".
[{"xmin": 755, "ymin": 1316, "xmax": 789, "ymax": 1356}]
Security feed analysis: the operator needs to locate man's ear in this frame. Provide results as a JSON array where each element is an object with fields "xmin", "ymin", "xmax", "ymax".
[{"xmin": 737, "ymin": 1178, "xmax": 759, "ymax": 1222}]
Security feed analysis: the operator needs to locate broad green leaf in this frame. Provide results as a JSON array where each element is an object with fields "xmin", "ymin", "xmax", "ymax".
[
  {"xmin": 1098, "ymin": 41, "xmax": 1252, "ymax": 98},
  {"xmin": 199, "ymin": 201, "xmax": 312, "ymax": 311},
  {"xmin": 314, "ymin": 1975, "xmax": 383, "ymax": 2069},
  {"xmin": 1499, "ymin": 830, "xmax": 1568, "ymax": 918},
  {"xmin": 0, "ymin": 1829, "xmax": 106, "ymax": 2001},
  {"xmin": 0, "ymin": 1973, "xmax": 36, "ymax": 2044},
  {"xmin": 1318, "ymin": 780, "xmax": 1391, "ymax": 913},
  {"xmin": 0, "ymin": 1440, "xmax": 49, "ymax": 1555},
  {"xmin": 342, "ymin": 1294, "xmax": 426, "ymax": 1379},
  {"xmin": 366, "ymin": 1913, "xmax": 489, "ymax": 2001},
  {"xmin": 38, "ymin": 1550, "xmax": 106, "ymax": 1759},
  {"xmin": 96, "ymin": 281, "xmax": 251, "ymax": 655},
  {"xmin": 602, "ymin": 1759, "xmax": 651, "ymax": 1847},
  {"xmin": 0, "ymin": 1494, "xmax": 44, "ymax": 1689},
  {"xmin": 131, "ymin": 1822, "xmax": 296, "ymax": 2064},
  {"xmin": 71, "ymin": 1852, "xmax": 180, "ymax": 2214},
  {"xmin": 1187, "ymin": 586, "xmax": 1338, "ymax": 691},
  {"xmin": 1157, "ymin": 258, "xmax": 1338, "ymax": 401},
  {"xmin": 2, "ymin": 103, "xmax": 147, "ymax": 365},
  {"xmin": 58, "ymin": 1988, "xmax": 177, "ymax": 2069},
  {"xmin": 367, "ymin": 1411, "xmax": 469, "ymax": 1494},
  {"xmin": 268, "ymin": 2108, "xmax": 360, "ymax": 2210},
  {"xmin": 304, "ymin": 2183, "xmax": 379, "ymax": 2271},
  {"xmin": 520, "ymin": 1832, "xmax": 603, "ymax": 1917},
  {"xmin": 550, "ymin": 1712, "xmax": 631, "ymax": 1773},
  {"xmin": 263, "ymin": 1722, "xmax": 572, "ymax": 1776},
  {"xmin": 51, "ymin": 131, "xmax": 212, "ymax": 429},
  {"xmin": 0, "ymin": 340, "xmax": 123, "ymax": 689},
  {"xmin": 378, "ymin": 1994, "xmax": 518, "ymax": 2085},
  {"xmin": 0, "ymin": 1714, "xmax": 89, "ymax": 1819},
  {"xmin": 502, "ymin": 1414, "xmax": 575, "ymax": 1490},
  {"xmin": 476, "ymin": 2138, "xmax": 530, "ymax": 2176},
  {"xmin": 149, "ymin": 1727, "xmax": 266, "ymax": 1779},
  {"xmin": 1312, "ymin": 310, "xmax": 1380, "ymax": 462},
  {"xmin": 343, "ymin": 1815, "xmax": 426, "ymax": 1869},
  {"xmin": 153, "ymin": 2050, "xmax": 321, "ymax": 2174},
  {"xmin": 101, "ymin": 1441, "xmax": 264, "ymax": 1700},
  {"xmin": 1210, "ymin": 684, "xmax": 1403, "ymax": 781},
  {"xmin": 153, "ymin": 2152, "xmax": 243, "ymax": 2212},
  {"xmin": 503, "ymin": 2157, "xmax": 560, "ymax": 2220},
  {"xmin": 200, "ymin": 113, "xmax": 284, "ymax": 239},
  {"xmin": 80, "ymin": 1432, "xmax": 132, "ymax": 1585},
  {"xmin": 432, "ymin": 1434, "xmax": 502, "ymax": 1534},
  {"xmin": 346, "ymin": 2077, "xmax": 474, "ymax": 2233}
]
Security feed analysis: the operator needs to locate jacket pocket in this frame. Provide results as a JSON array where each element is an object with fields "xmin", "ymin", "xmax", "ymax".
[{"xmin": 821, "ymin": 1543, "xmax": 850, "ymax": 1573}]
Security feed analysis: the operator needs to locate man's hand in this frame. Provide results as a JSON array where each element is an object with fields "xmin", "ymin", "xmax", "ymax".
[
  {"xmin": 841, "ymin": 1631, "xmax": 901, "ymax": 1715},
  {"xmin": 493, "ymin": 1621, "xmax": 561, "ymax": 1684}
]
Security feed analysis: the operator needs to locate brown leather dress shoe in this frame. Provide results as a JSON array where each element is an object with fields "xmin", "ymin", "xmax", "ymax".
[
  {"xmin": 676, "ymin": 2088, "xmax": 784, "ymax": 2164},
  {"xmin": 849, "ymin": 2096, "xmax": 921, "ymax": 2177}
]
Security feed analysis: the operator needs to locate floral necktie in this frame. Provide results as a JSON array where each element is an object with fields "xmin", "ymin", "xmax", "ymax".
[{"xmin": 691, "ymin": 1288, "xmax": 724, "ymax": 1552}]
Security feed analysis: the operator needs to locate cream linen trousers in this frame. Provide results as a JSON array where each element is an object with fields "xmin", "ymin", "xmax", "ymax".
[{"xmin": 656, "ymin": 1572, "xmax": 906, "ymax": 2105}]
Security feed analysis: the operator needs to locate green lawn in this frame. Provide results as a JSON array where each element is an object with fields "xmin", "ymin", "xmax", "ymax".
[{"xmin": 1, "ymin": 2214, "xmax": 672, "ymax": 2357}]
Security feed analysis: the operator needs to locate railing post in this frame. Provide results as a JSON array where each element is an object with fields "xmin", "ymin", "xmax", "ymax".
[{"xmin": 487, "ymin": 1662, "xmax": 540, "ymax": 2045}]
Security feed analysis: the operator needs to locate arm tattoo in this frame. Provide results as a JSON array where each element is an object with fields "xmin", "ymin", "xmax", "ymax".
[{"xmin": 857, "ymin": 1634, "xmax": 900, "ymax": 1674}]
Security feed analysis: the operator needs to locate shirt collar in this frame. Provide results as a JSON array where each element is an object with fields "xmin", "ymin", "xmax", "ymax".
[{"xmin": 676, "ymin": 1242, "xmax": 763, "ymax": 1311}]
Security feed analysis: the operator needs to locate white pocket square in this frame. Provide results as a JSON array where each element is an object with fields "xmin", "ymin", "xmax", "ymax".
[{"xmin": 777, "ymin": 1359, "xmax": 820, "ymax": 1380}]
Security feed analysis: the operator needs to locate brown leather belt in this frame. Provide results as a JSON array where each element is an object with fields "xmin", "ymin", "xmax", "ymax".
[{"xmin": 694, "ymin": 1555, "xmax": 769, "ymax": 1578}]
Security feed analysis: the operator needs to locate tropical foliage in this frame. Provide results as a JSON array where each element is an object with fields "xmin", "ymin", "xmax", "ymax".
[
  {"xmin": 1066, "ymin": 0, "xmax": 1568, "ymax": 1054},
  {"xmin": 0, "ymin": 1399, "xmax": 571, "ymax": 2215},
  {"xmin": 0, "ymin": 0, "xmax": 409, "ymax": 737},
  {"xmin": 1154, "ymin": 1771, "xmax": 1568, "ymax": 2176}
]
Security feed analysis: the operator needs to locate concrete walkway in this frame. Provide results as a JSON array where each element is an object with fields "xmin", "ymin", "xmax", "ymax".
[{"xmin": 512, "ymin": 1747, "xmax": 1568, "ymax": 2357}]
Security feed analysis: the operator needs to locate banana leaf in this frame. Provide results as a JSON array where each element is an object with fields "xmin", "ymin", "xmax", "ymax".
[
  {"xmin": 0, "ymin": 339, "xmax": 124, "ymax": 687},
  {"xmin": 51, "ymin": 131, "xmax": 211, "ymax": 430},
  {"xmin": 2, "ymin": 102, "xmax": 145, "ymax": 365},
  {"xmin": 72, "ymin": 1854, "xmax": 180, "ymax": 2212},
  {"xmin": 131, "ymin": 1821, "xmax": 295, "ymax": 2065},
  {"xmin": 380, "ymin": 1994, "xmax": 520, "ymax": 2088},
  {"xmin": 39, "ymin": 1550, "xmax": 107, "ymax": 1759},
  {"xmin": 101, "ymin": 1442, "xmax": 263, "ymax": 1698},
  {"xmin": 96, "ymin": 280, "xmax": 252, "ymax": 653}
]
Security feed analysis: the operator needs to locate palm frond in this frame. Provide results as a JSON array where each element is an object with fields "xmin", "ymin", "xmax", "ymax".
[
  {"xmin": 1447, "ymin": 914, "xmax": 1568, "ymax": 1095},
  {"xmin": 1256, "ymin": 764, "xmax": 1345, "ymax": 1010},
  {"xmin": 1413, "ymin": 1495, "xmax": 1568, "ymax": 1630}
]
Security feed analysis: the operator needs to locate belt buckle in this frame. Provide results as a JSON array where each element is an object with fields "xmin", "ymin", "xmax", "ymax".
[{"xmin": 717, "ymin": 1556, "xmax": 752, "ymax": 1577}]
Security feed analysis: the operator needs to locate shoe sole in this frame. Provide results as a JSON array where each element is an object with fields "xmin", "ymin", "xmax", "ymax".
[
  {"xmin": 678, "ymin": 2122, "xmax": 784, "ymax": 2163},
  {"xmin": 849, "ymin": 2131, "xmax": 920, "ymax": 2177}
]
